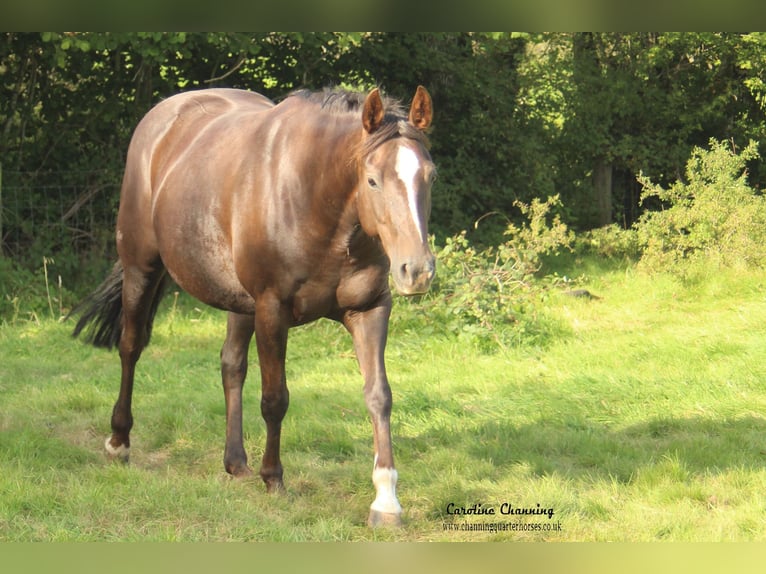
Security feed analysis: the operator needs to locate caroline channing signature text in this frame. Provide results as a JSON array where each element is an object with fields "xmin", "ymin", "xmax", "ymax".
[{"xmin": 445, "ymin": 502, "xmax": 555, "ymax": 519}]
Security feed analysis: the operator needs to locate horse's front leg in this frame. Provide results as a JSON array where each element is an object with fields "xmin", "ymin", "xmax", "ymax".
[
  {"xmin": 254, "ymin": 295, "xmax": 290, "ymax": 492},
  {"xmin": 343, "ymin": 295, "xmax": 402, "ymax": 527}
]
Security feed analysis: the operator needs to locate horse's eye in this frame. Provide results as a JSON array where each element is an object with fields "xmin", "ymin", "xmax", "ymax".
[{"xmin": 367, "ymin": 177, "xmax": 379, "ymax": 189}]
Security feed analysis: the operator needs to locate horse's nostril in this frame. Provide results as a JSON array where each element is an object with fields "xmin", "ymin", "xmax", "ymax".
[{"xmin": 400, "ymin": 260, "xmax": 435, "ymax": 282}]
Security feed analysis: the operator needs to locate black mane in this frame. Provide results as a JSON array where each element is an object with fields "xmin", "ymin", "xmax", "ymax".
[
  {"xmin": 288, "ymin": 87, "xmax": 430, "ymax": 156},
  {"xmin": 289, "ymin": 87, "xmax": 402, "ymax": 116}
]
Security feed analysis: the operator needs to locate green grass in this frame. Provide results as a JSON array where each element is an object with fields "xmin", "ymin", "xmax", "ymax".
[{"xmin": 2, "ymin": 260, "xmax": 766, "ymax": 541}]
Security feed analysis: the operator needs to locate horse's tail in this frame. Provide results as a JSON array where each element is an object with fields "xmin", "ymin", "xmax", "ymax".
[
  {"xmin": 70, "ymin": 261, "xmax": 170, "ymax": 350},
  {"xmin": 71, "ymin": 260, "xmax": 172, "ymax": 350},
  {"xmin": 70, "ymin": 261, "xmax": 126, "ymax": 349}
]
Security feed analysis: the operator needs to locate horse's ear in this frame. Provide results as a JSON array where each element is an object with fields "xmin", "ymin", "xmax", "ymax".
[
  {"xmin": 409, "ymin": 85, "xmax": 432, "ymax": 130},
  {"xmin": 362, "ymin": 88, "xmax": 385, "ymax": 134}
]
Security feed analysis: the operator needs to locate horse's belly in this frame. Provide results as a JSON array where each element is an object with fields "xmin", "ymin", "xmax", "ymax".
[
  {"xmin": 156, "ymin": 217, "xmax": 255, "ymax": 315},
  {"xmin": 171, "ymin": 265, "xmax": 255, "ymax": 315}
]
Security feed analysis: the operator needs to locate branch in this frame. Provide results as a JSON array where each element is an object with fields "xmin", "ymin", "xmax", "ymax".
[{"xmin": 204, "ymin": 56, "xmax": 247, "ymax": 84}]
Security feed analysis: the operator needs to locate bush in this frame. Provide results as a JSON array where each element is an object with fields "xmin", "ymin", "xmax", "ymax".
[
  {"xmin": 395, "ymin": 195, "xmax": 574, "ymax": 351},
  {"xmin": 635, "ymin": 138, "xmax": 766, "ymax": 274},
  {"xmin": 575, "ymin": 224, "xmax": 642, "ymax": 262}
]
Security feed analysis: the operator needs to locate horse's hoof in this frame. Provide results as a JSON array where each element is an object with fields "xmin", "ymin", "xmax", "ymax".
[
  {"xmin": 227, "ymin": 465, "xmax": 254, "ymax": 479},
  {"xmin": 265, "ymin": 479, "xmax": 285, "ymax": 494},
  {"xmin": 104, "ymin": 437, "xmax": 130, "ymax": 463},
  {"xmin": 367, "ymin": 509, "xmax": 403, "ymax": 528},
  {"xmin": 260, "ymin": 467, "xmax": 285, "ymax": 493}
]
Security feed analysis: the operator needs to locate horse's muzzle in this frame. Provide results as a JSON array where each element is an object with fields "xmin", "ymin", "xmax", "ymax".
[{"xmin": 393, "ymin": 254, "xmax": 436, "ymax": 296}]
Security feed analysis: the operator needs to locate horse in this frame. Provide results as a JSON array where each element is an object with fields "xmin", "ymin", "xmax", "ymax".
[{"xmin": 70, "ymin": 85, "xmax": 436, "ymax": 527}]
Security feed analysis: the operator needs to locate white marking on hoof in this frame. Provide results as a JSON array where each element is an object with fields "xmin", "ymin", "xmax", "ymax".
[
  {"xmin": 104, "ymin": 437, "xmax": 130, "ymax": 461},
  {"xmin": 370, "ymin": 467, "xmax": 402, "ymax": 517}
]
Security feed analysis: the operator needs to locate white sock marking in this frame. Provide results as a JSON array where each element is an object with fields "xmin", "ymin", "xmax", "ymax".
[
  {"xmin": 105, "ymin": 436, "xmax": 130, "ymax": 459},
  {"xmin": 395, "ymin": 145, "xmax": 425, "ymax": 241},
  {"xmin": 370, "ymin": 467, "xmax": 402, "ymax": 515}
]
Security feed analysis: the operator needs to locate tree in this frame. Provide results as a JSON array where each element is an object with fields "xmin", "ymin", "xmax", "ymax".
[{"xmin": 543, "ymin": 33, "xmax": 766, "ymax": 229}]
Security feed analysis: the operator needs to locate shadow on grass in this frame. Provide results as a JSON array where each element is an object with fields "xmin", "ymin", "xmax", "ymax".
[
  {"xmin": 399, "ymin": 414, "xmax": 766, "ymax": 486},
  {"xmin": 393, "ymin": 412, "xmax": 766, "ymax": 528}
]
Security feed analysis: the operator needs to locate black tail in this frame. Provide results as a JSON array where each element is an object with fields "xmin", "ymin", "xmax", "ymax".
[
  {"xmin": 70, "ymin": 262, "xmax": 125, "ymax": 349},
  {"xmin": 70, "ymin": 261, "xmax": 170, "ymax": 350}
]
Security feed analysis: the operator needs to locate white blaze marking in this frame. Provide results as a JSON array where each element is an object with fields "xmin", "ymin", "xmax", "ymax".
[
  {"xmin": 370, "ymin": 466, "xmax": 402, "ymax": 515},
  {"xmin": 395, "ymin": 145, "xmax": 425, "ymax": 240}
]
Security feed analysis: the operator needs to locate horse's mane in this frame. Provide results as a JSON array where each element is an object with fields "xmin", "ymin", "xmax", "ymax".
[{"xmin": 287, "ymin": 87, "xmax": 430, "ymax": 157}]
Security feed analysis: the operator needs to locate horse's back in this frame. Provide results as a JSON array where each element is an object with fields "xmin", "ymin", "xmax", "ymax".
[
  {"xmin": 129, "ymin": 88, "xmax": 273, "ymax": 170},
  {"xmin": 121, "ymin": 88, "xmax": 273, "ymax": 193},
  {"xmin": 146, "ymin": 88, "xmax": 274, "ymax": 123}
]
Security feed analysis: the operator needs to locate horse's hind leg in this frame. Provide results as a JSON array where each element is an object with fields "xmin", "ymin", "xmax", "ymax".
[
  {"xmin": 253, "ymin": 295, "xmax": 290, "ymax": 492},
  {"xmin": 221, "ymin": 312, "xmax": 255, "ymax": 477},
  {"xmin": 106, "ymin": 262, "xmax": 167, "ymax": 462}
]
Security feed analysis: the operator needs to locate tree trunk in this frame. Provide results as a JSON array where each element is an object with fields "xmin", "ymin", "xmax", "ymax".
[{"xmin": 593, "ymin": 158, "xmax": 612, "ymax": 227}]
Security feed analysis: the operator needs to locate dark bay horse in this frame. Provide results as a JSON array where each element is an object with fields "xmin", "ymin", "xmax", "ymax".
[{"xmin": 71, "ymin": 86, "xmax": 435, "ymax": 527}]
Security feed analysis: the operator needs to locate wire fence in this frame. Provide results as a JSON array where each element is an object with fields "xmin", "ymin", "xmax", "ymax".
[{"xmin": 0, "ymin": 166, "xmax": 121, "ymax": 261}]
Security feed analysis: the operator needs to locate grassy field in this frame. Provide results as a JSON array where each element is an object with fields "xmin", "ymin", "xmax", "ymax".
[{"xmin": 1, "ymin": 257, "xmax": 765, "ymax": 541}]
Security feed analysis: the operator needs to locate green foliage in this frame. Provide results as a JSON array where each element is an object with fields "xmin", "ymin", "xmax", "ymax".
[
  {"xmin": 575, "ymin": 224, "xmax": 642, "ymax": 262},
  {"xmin": 635, "ymin": 138, "xmax": 766, "ymax": 274},
  {"xmin": 740, "ymin": 32, "xmax": 766, "ymax": 112},
  {"xmin": 553, "ymin": 33, "xmax": 766, "ymax": 228},
  {"xmin": 397, "ymin": 195, "xmax": 574, "ymax": 350},
  {"xmin": 0, "ymin": 256, "xmax": 73, "ymax": 323},
  {"xmin": 0, "ymin": 257, "xmax": 35, "ymax": 321}
]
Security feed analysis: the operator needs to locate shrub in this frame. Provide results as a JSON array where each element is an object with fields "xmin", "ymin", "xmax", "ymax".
[
  {"xmin": 395, "ymin": 195, "xmax": 574, "ymax": 351},
  {"xmin": 635, "ymin": 138, "xmax": 766, "ymax": 274},
  {"xmin": 575, "ymin": 224, "xmax": 642, "ymax": 262}
]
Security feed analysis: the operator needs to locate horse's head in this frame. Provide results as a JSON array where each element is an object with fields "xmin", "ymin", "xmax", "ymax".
[{"xmin": 357, "ymin": 86, "xmax": 436, "ymax": 296}]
